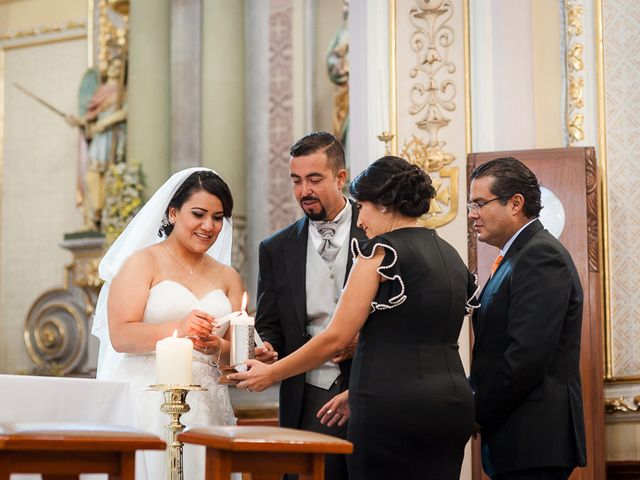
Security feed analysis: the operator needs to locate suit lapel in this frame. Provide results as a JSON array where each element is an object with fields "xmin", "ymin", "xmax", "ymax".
[
  {"xmin": 284, "ymin": 217, "xmax": 309, "ymax": 333},
  {"xmin": 473, "ymin": 219, "xmax": 544, "ymax": 339},
  {"xmin": 504, "ymin": 219, "xmax": 543, "ymax": 259}
]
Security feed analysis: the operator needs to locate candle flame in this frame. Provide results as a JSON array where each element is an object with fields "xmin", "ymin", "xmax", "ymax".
[
  {"xmin": 172, "ymin": 330, "xmax": 178, "ymax": 338},
  {"xmin": 241, "ymin": 292, "xmax": 248, "ymax": 311}
]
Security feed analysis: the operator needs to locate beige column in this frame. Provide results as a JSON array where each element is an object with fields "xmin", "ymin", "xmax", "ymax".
[
  {"xmin": 201, "ymin": 0, "xmax": 244, "ymax": 214},
  {"xmin": 128, "ymin": 0, "xmax": 171, "ymax": 192},
  {"xmin": 244, "ymin": 0, "xmax": 270, "ymax": 304},
  {"xmin": 171, "ymin": 0, "xmax": 202, "ymax": 169},
  {"xmin": 202, "ymin": 0, "xmax": 246, "ymax": 279}
]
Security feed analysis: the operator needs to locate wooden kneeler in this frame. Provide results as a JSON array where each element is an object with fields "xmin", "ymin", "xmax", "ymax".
[
  {"xmin": 178, "ymin": 425, "xmax": 353, "ymax": 480},
  {"xmin": 0, "ymin": 422, "xmax": 165, "ymax": 480}
]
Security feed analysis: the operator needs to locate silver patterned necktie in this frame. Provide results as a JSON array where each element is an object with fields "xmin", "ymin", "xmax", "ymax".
[{"xmin": 315, "ymin": 222, "xmax": 340, "ymax": 265}]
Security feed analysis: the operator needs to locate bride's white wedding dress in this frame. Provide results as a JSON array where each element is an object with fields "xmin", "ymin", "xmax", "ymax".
[{"xmin": 98, "ymin": 280, "xmax": 236, "ymax": 480}]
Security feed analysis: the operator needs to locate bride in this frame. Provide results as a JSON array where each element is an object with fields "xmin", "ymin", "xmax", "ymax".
[{"xmin": 92, "ymin": 167, "xmax": 241, "ymax": 480}]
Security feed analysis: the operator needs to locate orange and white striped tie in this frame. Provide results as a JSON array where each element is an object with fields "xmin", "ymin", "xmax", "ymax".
[{"xmin": 490, "ymin": 254, "xmax": 504, "ymax": 277}]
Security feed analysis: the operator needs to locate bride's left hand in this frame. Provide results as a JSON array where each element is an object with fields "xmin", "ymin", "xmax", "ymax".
[
  {"xmin": 192, "ymin": 334, "xmax": 222, "ymax": 356},
  {"xmin": 228, "ymin": 359, "xmax": 276, "ymax": 392}
]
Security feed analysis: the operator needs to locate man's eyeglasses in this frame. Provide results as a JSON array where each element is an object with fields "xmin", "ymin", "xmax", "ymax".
[{"xmin": 466, "ymin": 197, "xmax": 507, "ymax": 214}]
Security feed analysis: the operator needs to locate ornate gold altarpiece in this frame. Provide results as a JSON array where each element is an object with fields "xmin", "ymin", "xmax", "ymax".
[{"xmin": 11, "ymin": 0, "xmax": 129, "ymax": 376}]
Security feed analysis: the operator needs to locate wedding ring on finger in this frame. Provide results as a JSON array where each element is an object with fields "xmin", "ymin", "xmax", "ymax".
[{"xmin": 327, "ymin": 409, "xmax": 333, "ymax": 416}]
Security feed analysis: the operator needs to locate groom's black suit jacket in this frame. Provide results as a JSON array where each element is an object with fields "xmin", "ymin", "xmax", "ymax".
[
  {"xmin": 255, "ymin": 201, "xmax": 366, "ymax": 429},
  {"xmin": 469, "ymin": 219, "xmax": 587, "ymax": 475}
]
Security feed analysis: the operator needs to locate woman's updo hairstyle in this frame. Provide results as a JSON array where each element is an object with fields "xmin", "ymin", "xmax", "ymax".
[
  {"xmin": 349, "ymin": 156, "xmax": 436, "ymax": 217},
  {"xmin": 158, "ymin": 170, "xmax": 233, "ymax": 238}
]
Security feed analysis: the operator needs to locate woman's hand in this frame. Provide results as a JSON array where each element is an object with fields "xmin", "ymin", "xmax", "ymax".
[
  {"xmin": 192, "ymin": 333, "xmax": 222, "ymax": 357},
  {"xmin": 317, "ymin": 390, "xmax": 350, "ymax": 427},
  {"xmin": 229, "ymin": 359, "xmax": 276, "ymax": 392},
  {"xmin": 179, "ymin": 309, "xmax": 214, "ymax": 338}
]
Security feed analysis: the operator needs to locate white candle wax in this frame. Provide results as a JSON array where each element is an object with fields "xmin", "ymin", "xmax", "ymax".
[
  {"xmin": 231, "ymin": 310, "xmax": 255, "ymax": 326},
  {"xmin": 230, "ymin": 311, "xmax": 257, "ymax": 368},
  {"xmin": 220, "ymin": 310, "xmax": 264, "ymax": 348},
  {"xmin": 156, "ymin": 333, "xmax": 193, "ymax": 385}
]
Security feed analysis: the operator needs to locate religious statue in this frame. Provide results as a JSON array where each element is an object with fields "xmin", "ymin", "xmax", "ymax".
[
  {"xmin": 327, "ymin": 0, "xmax": 349, "ymax": 147},
  {"xmin": 65, "ymin": 56, "xmax": 127, "ymax": 231}
]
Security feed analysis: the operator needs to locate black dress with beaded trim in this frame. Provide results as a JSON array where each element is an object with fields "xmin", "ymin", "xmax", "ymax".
[{"xmin": 347, "ymin": 228, "xmax": 475, "ymax": 480}]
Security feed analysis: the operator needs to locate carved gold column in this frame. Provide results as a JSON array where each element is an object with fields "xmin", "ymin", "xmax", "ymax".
[
  {"xmin": 399, "ymin": 0, "xmax": 460, "ymax": 229},
  {"xmin": 565, "ymin": 0, "xmax": 585, "ymax": 145}
]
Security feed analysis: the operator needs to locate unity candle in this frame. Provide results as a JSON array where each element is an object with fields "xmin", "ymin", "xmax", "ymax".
[
  {"xmin": 229, "ymin": 292, "xmax": 256, "ymax": 367},
  {"xmin": 156, "ymin": 330, "xmax": 193, "ymax": 385}
]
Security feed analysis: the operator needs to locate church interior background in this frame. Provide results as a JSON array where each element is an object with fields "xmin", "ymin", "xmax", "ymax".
[{"xmin": 1, "ymin": 0, "xmax": 640, "ymax": 478}]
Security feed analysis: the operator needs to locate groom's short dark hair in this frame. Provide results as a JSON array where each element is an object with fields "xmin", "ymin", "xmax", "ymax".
[{"xmin": 290, "ymin": 131, "xmax": 345, "ymax": 174}]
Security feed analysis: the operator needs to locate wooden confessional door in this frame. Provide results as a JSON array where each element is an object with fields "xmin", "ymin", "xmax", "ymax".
[{"xmin": 467, "ymin": 147, "xmax": 605, "ymax": 480}]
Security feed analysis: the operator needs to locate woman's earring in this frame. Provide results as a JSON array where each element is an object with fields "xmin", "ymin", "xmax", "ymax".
[{"xmin": 380, "ymin": 206, "xmax": 388, "ymax": 214}]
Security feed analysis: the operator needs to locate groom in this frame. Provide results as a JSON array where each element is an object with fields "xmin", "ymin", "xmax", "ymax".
[{"xmin": 255, "ymin": 131, "xmax": 365, "ymax": 480}]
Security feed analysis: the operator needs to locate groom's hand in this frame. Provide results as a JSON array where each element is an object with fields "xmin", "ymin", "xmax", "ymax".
[{"xmin": 254, "ymin": 341, "xmax": 278, "ymax": 364}]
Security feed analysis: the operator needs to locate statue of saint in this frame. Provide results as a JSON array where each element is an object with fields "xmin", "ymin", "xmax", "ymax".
[
  {"xmin": 327, "ymin": 0, "xmax": 349, "ymax": 147},
  {"xmin": 65, "ymin": 56, "xmax": 127, "ymax": 231}
]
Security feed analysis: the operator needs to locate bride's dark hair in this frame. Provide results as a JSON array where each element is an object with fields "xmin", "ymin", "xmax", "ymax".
[
  {"xmin": 349, "ymin": 156, "xmax": 436, "ymax": 217},
  {"xmin": 158, "ymin": 170, "xmax": 233, "ymax": 238}
]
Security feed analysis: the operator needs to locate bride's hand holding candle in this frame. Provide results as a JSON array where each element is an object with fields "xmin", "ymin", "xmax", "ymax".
[
  {"xmin": 191, "ymin": 333, "xmax": 223, "ymax": 358},
  {"xmin": 178, "ymin": 309, "xmax": 215, "ymax": 339}
]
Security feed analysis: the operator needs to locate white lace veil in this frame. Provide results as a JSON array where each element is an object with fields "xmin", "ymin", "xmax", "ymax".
[{"xmin": 92, "ymin": 167, "xmax": 233, "ymax": 378}]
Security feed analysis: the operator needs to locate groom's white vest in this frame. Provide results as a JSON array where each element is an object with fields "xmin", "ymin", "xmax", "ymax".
[{"xmin": 304, "ymin": 231, "xmax": 350, "ymax": 389}]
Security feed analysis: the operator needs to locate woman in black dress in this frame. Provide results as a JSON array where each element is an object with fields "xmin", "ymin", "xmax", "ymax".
[{"xmin": 232, "ymin": 156, "xmax": 476, "ymax": 479}]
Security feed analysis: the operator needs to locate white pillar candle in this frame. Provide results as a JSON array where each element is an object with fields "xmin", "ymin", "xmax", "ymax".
[{"xmin": 156, "ymin": 331, "xmax": 193, "ymax": 385}]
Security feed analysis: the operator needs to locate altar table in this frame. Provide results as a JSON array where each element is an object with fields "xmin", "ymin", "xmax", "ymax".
[{"xmin": 0, "ymin": 374, "xmax": 139, "ymax": 479}]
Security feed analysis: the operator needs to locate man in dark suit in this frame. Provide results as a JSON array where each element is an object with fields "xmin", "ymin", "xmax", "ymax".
[
  {"xmin": 468, "ymin": 157, "xmax": 587, "ymax": 480},
  {"xmin": 255, "ymin": 132, "xmax": 365, "ymax": 480}
]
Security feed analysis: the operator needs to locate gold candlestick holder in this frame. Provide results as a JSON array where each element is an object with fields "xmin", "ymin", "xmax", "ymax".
[
  {"xmin": 377, "ymin": 131, "xmax": 395, "ymax": 155},
  {"xmin": 147, "ymin": 384, "xmax": 207, "ymax": 480}
]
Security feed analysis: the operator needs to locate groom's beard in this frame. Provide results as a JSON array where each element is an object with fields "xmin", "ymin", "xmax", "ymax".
[{"xmin": 300, "ymin": 195, "xmax": 328, "ymax": 221}]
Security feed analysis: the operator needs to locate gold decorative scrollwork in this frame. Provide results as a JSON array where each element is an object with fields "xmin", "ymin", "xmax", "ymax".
[
  {"xmin": 400, "ymin": 135, "xmax": 458, "ymax": 228},
  {"xmin": 605, "ymin": 396, "xmax": 640, "ymax": 414},
  {"xmin": 0, "ymin": 21, "xmax": 85, "ymax": 42},
  {"xmin": 585, "ymin": 147, "xmax": 599, "ymax": 272},
  {"xmin": 565, "ymin": 1, "xmax": 585, "ymax": 145},
  {"xmin": 567, "ymin": 2, "xmax": 584, "ymax": 36},
  {"xmin": 23, "ymin": 237, "xmax": 103, "ymax": 375},
  {"xmin": 69, "ymin": 254, "xmax": 102, "ymax": 289},
  {"xmin": 96, "ymin": 0, "xmax": 129, "ymax": 75},
  {"xmin": 403, "ymin": 0, "xmax": 458, "ymax": 228},
  {"xmin": 24, "ymin": 288, "xmax": 95, "ymax": 375}
]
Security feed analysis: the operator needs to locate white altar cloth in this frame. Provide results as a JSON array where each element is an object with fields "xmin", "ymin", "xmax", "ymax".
[{"xmin": 0, "ymin": 374, "xmax": 143, "ymax": 479}]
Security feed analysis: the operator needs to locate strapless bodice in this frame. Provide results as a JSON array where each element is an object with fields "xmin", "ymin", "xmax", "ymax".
[{"xmin": 143, "ymin": 280, "xmax": 232, "ymax": 337}]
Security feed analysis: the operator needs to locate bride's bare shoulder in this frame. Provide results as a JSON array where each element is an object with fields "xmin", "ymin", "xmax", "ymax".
[
  {"xmin": 220, "ymin": 263, "xmax": 242, "ymax": 282},
  {"xmin": 122, "ymin": 244, "xmax": 163, "ymax": 271}
]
